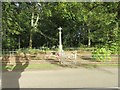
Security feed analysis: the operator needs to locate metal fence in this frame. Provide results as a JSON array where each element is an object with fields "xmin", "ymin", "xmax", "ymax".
[
  {"xmin": 2, "ymin": 49, "xmax": 17, "ymax": 56},
  {"xmin": 2, "ymin": 47, "xmax": 96, "ymax": 56}
]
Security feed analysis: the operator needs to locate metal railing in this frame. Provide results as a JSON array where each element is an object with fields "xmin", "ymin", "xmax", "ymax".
[{"xmin": 2, "ymin": 49, "xmax": 17, "ymax": 56}]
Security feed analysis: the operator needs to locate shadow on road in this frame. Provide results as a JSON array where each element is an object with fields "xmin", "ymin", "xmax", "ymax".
[{"xmin": 2, "ymin": 53, "xmax": 30, "ymax": 90}]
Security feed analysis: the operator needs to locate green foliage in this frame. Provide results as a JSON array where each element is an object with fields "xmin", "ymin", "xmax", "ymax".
[
  {"xmin": 2, "ymin": 2, "xmax": 119, "ymax": 49},
  {"xmin": 27, "ymin": 48, "xmax": 40, "ymax": 54},
  {"xmin": 41, "ymin": 46, "xmax": 50, "ymax": 51},
  {"xmin": 92, "ymin": 48, "xmax": 111, "ymax": 62},
  {"xmin": 107, "ymin": 42, "xmax": 118, "ymax": 54},
  {"xmin": 16, "ymin": 48, "xmax": 40, "ymax": 54},
  {"xmin": 79, "ymin": 44, "xmax": 87, "ymax": 48}
]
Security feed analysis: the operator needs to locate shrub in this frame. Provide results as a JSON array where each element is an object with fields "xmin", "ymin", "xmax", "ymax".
[
  {"xmin": 41, "ymin": 46, "xmax": 50, "ymax": 51},
  {"xmin": 108, "ymin": 43, "xmax": 118, "ymax": 54},
  {"xmin": 80, "ymin": 44, "xmax": 87, "ymax": 48},
  {"xmin": 16, "ymin": 48, "xmax": 40, "ymax": 55},
  {"xmin": 92, "ymin": 48, "xmax": 111, "ymax": 62}
]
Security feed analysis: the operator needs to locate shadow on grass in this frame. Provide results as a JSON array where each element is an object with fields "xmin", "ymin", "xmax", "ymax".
[
  {"xmin": 45, "ymin": 58, "xmax": 77, "ymax": 68},
  {"xmin": 45, "ymin": 58, "xmax": 98, "ymax": 69},
  {"xmin": 76, "ymin": 63, "xmax": 98, "ymax": 69},
  {"xmin": 44, "ymin": 57, "xmax": 116, "ymax": 74},
  {"xmin": 80, "ymin": 56, "xmax": 92, "ymax": 61}
]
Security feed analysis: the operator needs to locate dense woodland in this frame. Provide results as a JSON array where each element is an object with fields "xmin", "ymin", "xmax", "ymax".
[{"xmin": 2, "ymin": 2, "xmax": 119, "ymax": 50}]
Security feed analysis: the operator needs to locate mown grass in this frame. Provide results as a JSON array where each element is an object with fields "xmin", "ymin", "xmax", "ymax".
[
  {"xmin": 0, "ymin": 63, "xmax": 60, "ymax": 70},
  {"xmin": 23, "ymin": 63, "xmax": 119, "ymax": 70},
  {"xmin": 0, "ymin": 63, "xmax": 119, "ymax": 70},
  {"xmin": 26, "ymin": 63, "xmax": 59, "ymax": 70},
  {"xmin": 93, "ymin": 64, "xmax": 119, "ymax": 68}
]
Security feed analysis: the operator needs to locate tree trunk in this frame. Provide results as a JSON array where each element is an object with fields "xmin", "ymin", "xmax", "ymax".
[
  {"xmin": 29, "ymin": 31, "xmax": 32, "ymax": 49},
  {"xmin": 18, "ymin": 36, "xmax": 20, "ymax": 49},
  {"xmin": 29, "ymin": 12, "xmax": 39, "ymax": 48},
  {"xmin": 88, "ymin": 28, "xmax": 91, "ymax": 47},
  {"xmin": 29, "ymin": 12, "xmax": 34, "ymax": 48}
]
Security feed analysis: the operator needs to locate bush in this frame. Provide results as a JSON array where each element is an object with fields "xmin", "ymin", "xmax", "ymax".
[
  {"xmin": 16, "ymin": 48, "xmax": 40, "ymax": 55},
  {"xmin": 108, "ymin": 42, "xmax": 118, "ymax": 54},
  {"xmin": 95, "ymin": 42, "xmax": 118, "ymax": 54},
  {"xmin": 41, "ymin": 46, "xmax": 50, "ymax": 51},
  {"xmin": 80, "ymin": 44, "xmax": 87, "ymax": 48},
  {"xmin": 92, "ymin": 48, "xmax": 111, "ymax": 62}
]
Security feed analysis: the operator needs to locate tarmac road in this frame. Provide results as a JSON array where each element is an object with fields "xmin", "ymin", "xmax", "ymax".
[{"xmin": 18, "ymin": 67, "xmax": 118, "ymax": 88}]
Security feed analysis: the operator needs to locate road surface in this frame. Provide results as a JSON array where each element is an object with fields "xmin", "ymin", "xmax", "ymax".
[{"xmin": 16, "ymin": 67, "xmax": 118, "ymax": 88}]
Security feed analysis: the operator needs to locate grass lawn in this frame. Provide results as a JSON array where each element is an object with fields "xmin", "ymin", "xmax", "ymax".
[
  {"xmin": 26, "ymin": 63, "xmax": 60, "ymax": 70},
  {"xmin": 0, "ymin": 63, "xmax": 119, "ymax": 71},
  {"xmin": 26, "ymin": 63, "xmax": 119, "ymax": 70}
]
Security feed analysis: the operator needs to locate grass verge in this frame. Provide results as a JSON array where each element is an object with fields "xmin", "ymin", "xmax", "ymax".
[
  {"xmin": 26, "ymin": 63, "xmax": 60, "ymax": 70},
  {"xmin": 0, "ymin": 63, "xmax": 119, "ymax": 70}
]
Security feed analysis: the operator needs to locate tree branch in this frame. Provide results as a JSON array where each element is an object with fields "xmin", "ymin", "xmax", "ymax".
[
  {"xmin": 31, "ymin": 12, "xmax": 34, "ymax": 27},
  {"xmin": 34, "ymin": 14, "xmax": 39, "ymax": 27}
]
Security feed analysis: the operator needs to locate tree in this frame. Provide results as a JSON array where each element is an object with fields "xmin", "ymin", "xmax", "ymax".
[{"xmin": 2, "ymin": 2, "xmax": 119, "ymax": 49}]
